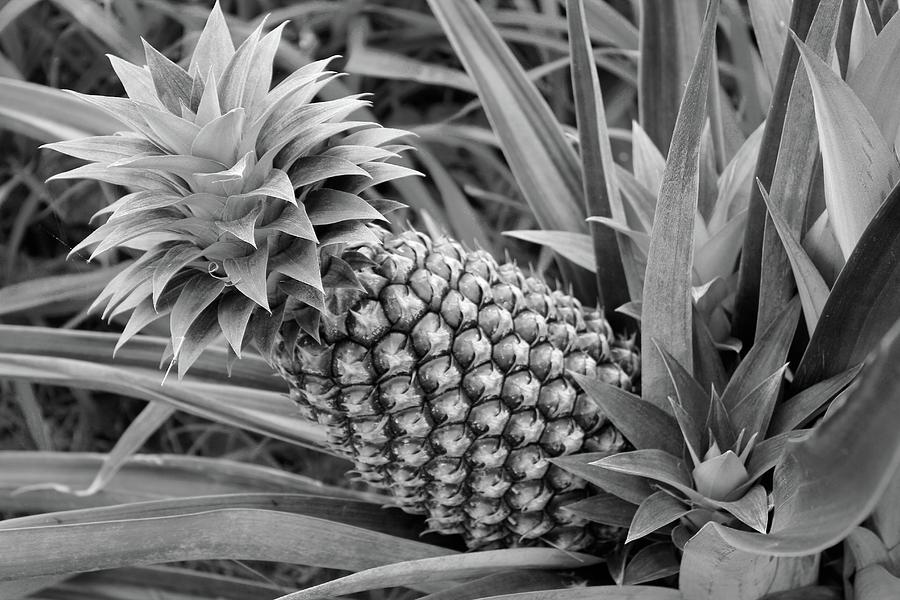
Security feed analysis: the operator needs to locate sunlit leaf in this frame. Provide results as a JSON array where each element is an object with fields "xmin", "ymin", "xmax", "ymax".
[
  {"xmin": 794, "ymin": 180, "xmax": 900, "ymax": 389},
  {"xmin": 795, "ymin": 32, "xmax": 900, "ymax": 259},
  {"xmin": 849, "ymin": 13, "xmax": 900, "ymax": 143}
]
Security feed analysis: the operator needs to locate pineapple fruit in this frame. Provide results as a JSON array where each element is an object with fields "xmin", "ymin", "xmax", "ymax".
[
  {"xmin": 275, "ymin": 227, "xmax": 638, "ymax": 549},
  {"xmin": 46, "ymin": 4, "xmax": 638, "ymax": 551}
]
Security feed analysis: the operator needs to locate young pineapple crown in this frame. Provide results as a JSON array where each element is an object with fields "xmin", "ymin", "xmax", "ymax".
[{"xmin": 45, "ymin": 2, "xmax": 417, "ymax": 376}]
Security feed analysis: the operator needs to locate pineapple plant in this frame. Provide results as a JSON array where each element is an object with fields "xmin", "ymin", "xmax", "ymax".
[
  {"xmin": 3, "ymin": 0, "xmax": 900, "ymax": 597},
  {"xmin": 45, "ymin": 2, "xmax": 639, "ymax": 551}
]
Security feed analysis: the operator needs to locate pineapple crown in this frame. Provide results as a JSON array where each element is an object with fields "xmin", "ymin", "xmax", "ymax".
[{"xmin": 44, "ymin": 2, "xmax": 418, "ymax": 376}]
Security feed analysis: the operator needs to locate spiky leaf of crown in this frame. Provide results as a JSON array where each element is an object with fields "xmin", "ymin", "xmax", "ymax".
[{"xmin": 45, "ymin": 3, "xmax": 418, "ymax": 376}]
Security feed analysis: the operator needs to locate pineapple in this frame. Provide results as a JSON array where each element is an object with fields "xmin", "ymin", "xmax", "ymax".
[
  {"xmin": 46, "ymin": 3, "xmax": 638, "ymax": 551},
  {"xmin": 274, "ymin": 227, "xmax": 638, "ymax": 550}
]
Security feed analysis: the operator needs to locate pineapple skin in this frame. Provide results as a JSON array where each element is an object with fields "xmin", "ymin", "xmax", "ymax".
[{"xmin": 275, "ymin": 229, "xmax": 639, "ymax": 551}]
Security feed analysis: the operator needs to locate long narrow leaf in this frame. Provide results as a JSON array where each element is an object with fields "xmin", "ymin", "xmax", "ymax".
[
  {"xmin": 733, "ymin": 0, "xmax": 837, "ymax": 345},
  {"xmin": 759, "ymin": 183, "xmax": 829, "ymax": 334},
  {"xmin": 0, "ymin": 78, "xmax": 122, "ymax": 141},
  {"xmin": 0, "ymin": 509, "xmax": 452, "ymax": 588},
  {"xmin": 276, "ymin": 549, "xmax": 599, "ymax": 600},
  {"xmin": 427, "ymin": 0, "xmax": 586, "ymax": 233},
  {"xmin": 0, "ymin": 326, "xmax": 280, "ymax": 391},
  {"xmin": 0, "ymin": 353, "xmax": 327, "ymax": 449},
  {"xmin": 754, "ymin": 0, "xmax": 841, "ymax": 343},
  {"xmin": 0, "ymin": 452, "xmax": 372, "ymax": 514},
  {"xmin": 0, "ymin": 494, "xmax": 426, "ymax": 541},
  {"xmin": 794, "ymin": 180, "xmax": 900, "ymax": 389},
  {"xmin": 640, "ymin": 0, "xmax": 719, "ymax": 408},
  {"xmin": 637, "ymin": 0, "xmax": 703, "ymax": 152},
  {"xmin": 567, "ymin": 0, "xmax": 632, "ymax": 311},
  {"xmin": 418, "ymin": 572, "xmax": 570, "ymax": 600},
  {"xmin": 795, "ymin": 32, "xmax": 900, "ymax": 260}
]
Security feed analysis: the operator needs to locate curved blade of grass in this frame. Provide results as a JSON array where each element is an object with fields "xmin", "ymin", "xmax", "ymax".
[
  {"xmin": 0, "ymin": 494, "xmax": 426, "ymax": 541},
  {"xmin": 754, "ymin": 0, "xmax": 841, "ymax": 343},
  {"xmin": 0, "ymin": 452, "xmax": 373, "ymax": 513},
  {"xmin": 734, "ymin": 0, "xmax": 838, "ymax": 346},
  {"xmin": 276, "ymin": 548, "xmax": 599, "ymax": 600},
  {"xmin": 0, "ymin": 353, "xmax": 327, "ymax": 449},
  {"xmin": 0, "ymin": 508, "xmax": 452, "ymax": 587},
  {"xmin": 0, "ymin": 326, "xmax": 280, "ymax": 391},
  {"xmin": 795, "ymin": 32, "xmax": 900, "ymax": 260},
  {"xmin": 0, "ymin": 78, "xmax": 122, "ymax": 142},
  {"xmin": 680, "ymin": 524, "xmax": 820, "ymax": 599},
  {"xmin": 568, "ymin": 0, "xmax": 633, "ymax": 311},
  {"xmin": 0, "ymin": 263, "xmax": 127, "ymax": 317},
  {"xmin": 793, "ymin": 180, "xmax": 900, "ymax": 389},
  {"xmin": 715, "ymin": 319, "xmax": 900, "ymax": 556},
  {"xmin": 637, "ymin": 0, "xmax": 704, "ymax": 152},
  {"xmin": 640, "ymin": 0, "xmax": 719, "ymax": 409},
  {"xmin": 426, "ymin": 0, "xmax": 586, "ymax": 234}
]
